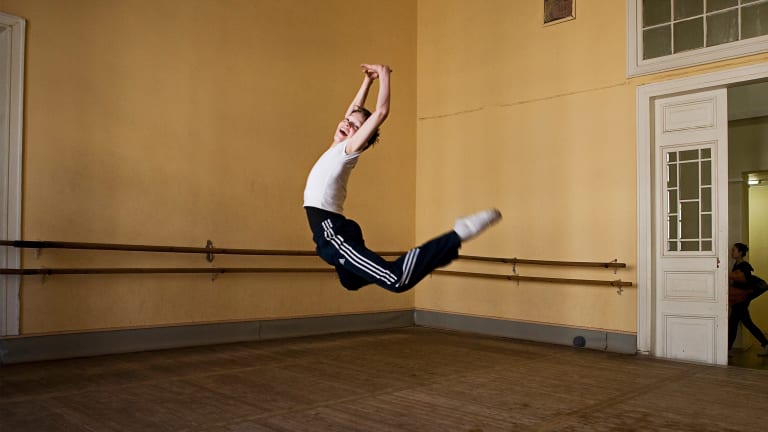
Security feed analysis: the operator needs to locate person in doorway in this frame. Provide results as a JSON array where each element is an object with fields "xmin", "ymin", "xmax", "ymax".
[
  {"xmin": 303, "ymin": 63, "xmax": 501, "ymax": 293},
  {"xmin": 727, "ymin": 242, "xmax": 768, "ymax": 356}
]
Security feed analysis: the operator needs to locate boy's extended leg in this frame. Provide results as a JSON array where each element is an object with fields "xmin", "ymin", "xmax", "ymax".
[
  {"xmin": 315, "ymin": 208, "xmax": 501, "ymax": 293},
  {"xmin": 387, "ymin": 231, "xmax": 462, "ymax": 293}
]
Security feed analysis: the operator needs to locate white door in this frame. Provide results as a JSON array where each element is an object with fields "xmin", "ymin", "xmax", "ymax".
[{"xmin": 653, "ymin": 89, "xmax": 729, "ymax": 365}]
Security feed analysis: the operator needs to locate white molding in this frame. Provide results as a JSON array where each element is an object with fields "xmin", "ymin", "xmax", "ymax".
[
  {"xmin": 636, "ymin": 87, "xmax": 652, "ymax": 354},
  {"xmin": 627, "ymin": 0, "xmax": 768, "ymax": 77},
  {"xmin": 636, "ymin": 63, "xmax": 768, "ymax": 355},
  {"xmin": 0, "ymin": 12, "xmax": 25, "ymax": 337}
]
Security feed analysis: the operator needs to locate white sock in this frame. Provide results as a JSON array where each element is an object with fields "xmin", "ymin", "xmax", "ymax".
[{"xmin": 453, "ymin": 208, "xmax": 502, "ymax": 241}]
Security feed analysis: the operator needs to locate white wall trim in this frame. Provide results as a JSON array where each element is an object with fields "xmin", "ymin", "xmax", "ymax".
[
  {"xmin": 636, "ymin": 63, "xmax": 768, "ymax": 355},
  {"xmin": 627, "ymin": 0, "xmax": 768, "ymax": 77},
  {"xmin": 0, "ymin": 12, "xmax": 25, "ymax": 337}
]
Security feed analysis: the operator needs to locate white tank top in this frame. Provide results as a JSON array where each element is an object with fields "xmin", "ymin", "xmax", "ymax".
[{"xmin": 303, "ymin": 141, "xmax": 360, "ymax": 214}]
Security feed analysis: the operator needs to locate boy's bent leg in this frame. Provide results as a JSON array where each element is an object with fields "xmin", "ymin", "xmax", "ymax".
[
  {"xmin": 324, "ymin": 230, "xmax": 461, "ymax": 294},
  {"xmin": 319, "ymin": 218, "xmax": 403, "ymax": 291},
  {"xmin": 317, "ymin": 218, "xmax": 462, "ymax": 294},
  {"xmin": 336, "ymin": 265, "xmax": 371, "ymax": 291}
]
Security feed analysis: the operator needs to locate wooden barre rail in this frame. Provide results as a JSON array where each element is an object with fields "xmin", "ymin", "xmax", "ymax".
[
  {"xmin": 458, "ymin": 255, "xmax": 626, "ymax": 269},
  {"xmin": 433, "ymin": 270, "xmax": 632, "ymax": 287},
  {"xmin": 0, "ymin": 267, "xmax": 336, "ymax": 275},
  {"xmin": 0, "ymin": 240, "xmax": 401, "ymax": 257},
  {"xmin": 0, "ymin": 240, "xmax": 627, "ymax": 269},
  {"xmin": 0, "ymin": 267, "xmax": 631, "ymax": 288}
]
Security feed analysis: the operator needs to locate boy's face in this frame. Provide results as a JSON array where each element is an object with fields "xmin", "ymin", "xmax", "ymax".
[{"xmin": 334, "ymin": 112, "xmax": 365, "ymax": 143}]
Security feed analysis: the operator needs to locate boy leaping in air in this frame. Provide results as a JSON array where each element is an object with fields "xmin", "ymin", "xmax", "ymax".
[{"xmin": 303, "ymin": 63, "xmax": 501, "ymax": 293}]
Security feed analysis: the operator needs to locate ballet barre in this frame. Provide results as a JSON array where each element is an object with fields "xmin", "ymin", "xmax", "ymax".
[
  {"xmin": 0, "ymin": 267, "xmax": 632, "ymax": 293},
  {"xmin": 0, "ymin": 240, "xmax": 401, "ymax": 258},
  {"xmin": 0, "ymin": 240, "xmax": 627, "ymax": 269},
  {"xmin": 0, "ymin": 240, "xmax": 632, "ymax": 291},
  {"xmin": 0, "ymin": 267, "xmax": 336, "ymax": 275}
]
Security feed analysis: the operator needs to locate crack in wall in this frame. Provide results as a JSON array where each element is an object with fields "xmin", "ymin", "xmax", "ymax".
[{"xmin": 418, "ymin": 81, "xmax": 630, "ymax": 121}]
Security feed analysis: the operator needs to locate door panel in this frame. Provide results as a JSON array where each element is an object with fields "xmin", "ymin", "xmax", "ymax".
[
  {"xmin": 662, "ymin": 101, "xmax": 716, "ymax": 132},
  {"xmin": 664, "ymin": 271, "xmax": 716, "ymax": 300},
  {"xmin": 654, "ymin": 89, "xmax": 728, "ymax": 365},
  {"xmin": 664, "ymin": 315, "xmax": 716, "ymax": 363}
]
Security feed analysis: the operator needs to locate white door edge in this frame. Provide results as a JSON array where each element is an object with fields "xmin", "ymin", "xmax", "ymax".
[
  {"xmin": 637, "ymin": 62, "xmax": 768, "ymax": 355},
  {"xmin": 0, "ymin": 12, "xmax": 25, "ymax": 337}
]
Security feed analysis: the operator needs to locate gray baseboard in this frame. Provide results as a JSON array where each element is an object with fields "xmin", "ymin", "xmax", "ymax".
[
  {"xmin": 0, "ymin": 309, "xmax": 637, "ymax": 364},
  {"xmin": 0, "ymin": 310, "xmax": 414, "ymax": 364},
  {"xmin": 415, "ymin": 309, "xmax": 637, "ymax": 354}
]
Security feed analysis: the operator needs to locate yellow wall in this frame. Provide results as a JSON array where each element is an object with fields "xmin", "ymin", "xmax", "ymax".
[
  {"xmin": 0, "ymin": 0, "xmax": 417, "ymax": 334},
  {"xmin": 749, "ymin": 186, "xmax": 768, "ymax": 332},
  {"xmin": 5, "ymin": 0, "xmax": 768, "ymax": 338},
  {"xmin": 415, "ymin": 0, "xmax": 768, "ymax": 334},
  {"xmin": 749, "ymin": 185, "xmax": 768, "ymax": 333}
]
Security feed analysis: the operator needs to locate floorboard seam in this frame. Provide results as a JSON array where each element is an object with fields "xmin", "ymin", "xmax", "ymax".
[{"xmin": 183, "ymin": 353, "xmax": 562, "ymax": 431}]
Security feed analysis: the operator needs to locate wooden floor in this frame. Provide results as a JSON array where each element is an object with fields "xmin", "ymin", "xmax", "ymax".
[{"xmin": 1, "ymin": 327, "xmax": 767, "ymax": 432}]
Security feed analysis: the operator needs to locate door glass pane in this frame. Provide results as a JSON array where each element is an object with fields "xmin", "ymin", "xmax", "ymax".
[
  {"xmin": 681, "ymin": 201, "xmax": 700, "ymax": 239},
  {"xmin": 675, "ymin": 0, "xmax": 703, "ymax": 19},
  {"xmin": 679, "ymin": 162, "xmax": 699, "ymax": 200},
  {"xmin": 675, "ymin": 18, "xmax": 704, "ymax": 52},
  {"xmin": 681, "ymin": 240, "xmax": 700, "ymax": 251},
  {"xmin": 742, "ymin": 3, "xmax": 768, "ymax": 38},
  {"xmin": 668, "ymin": 189, "xmax": 679, "ymax": 213},
  {"xmin": 664, "ymin": 146, "xmax": 712, "ymax": 254},
  {"xmin": 701, "ymin": 160, "xmax": 711, "ymax": 185},
  {"xmin": 667, "ymin": 163, "xmax": 678, "ymax": 187},
  {"xmin": 701, "ymin": 187, "xmax": 712, "ymax": 211},
  {"xmin": 680, "ymin": 149, "xmax": 699, "ymax": 161},
  {"xmin": 668, "ymin": 215, "xmax": 679, "ymax": 239},
  {"xmin": 644, "ymin": 0, "xmax": 672, "ymax": 26},
  {"xmin": 708, "ymin": 0, "xmax": 738, "ymax": 11},
  {"xmin": 644, "ymin": 25, "xmax": 673, "ymax": 59},
  {"xmin": 707, "ymin": 10, "xmax": 739, "ymax": 46},
  {"xmin": 702, "ymin": 214, "xmax": 712, "ymax": 238}
]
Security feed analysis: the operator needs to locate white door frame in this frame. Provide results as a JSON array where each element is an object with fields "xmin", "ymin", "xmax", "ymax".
[
  {"xmin": 0, "ymin": 12, "xmax": 25, "ymax": 337},
  {"xmin": 637, "ymin": 62, "xmax": 768, "ymax": 355}
]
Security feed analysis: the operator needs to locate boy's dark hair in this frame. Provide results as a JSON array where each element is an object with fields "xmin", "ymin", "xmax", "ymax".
[
  {"xmin": 734, "ymin": 242, "xmax": 749, "ymax": 256},
  {"xmin": 351, "ymin": 106, "xmax": 380, "ymax": 150}
]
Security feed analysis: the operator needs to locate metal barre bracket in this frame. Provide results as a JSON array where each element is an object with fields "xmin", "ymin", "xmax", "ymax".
[
  {"xmin": 206, "ymin": 240, "xmax": 215, "ymax": 263},
  {"xmin": 612, "ymin": 279, "xmax": 624, "ymax": 295}
]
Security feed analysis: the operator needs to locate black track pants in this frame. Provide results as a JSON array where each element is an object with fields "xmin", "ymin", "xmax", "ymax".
[{"xmin": 306, "ymin": 207, "xmax": 461, "ymax": 293}]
